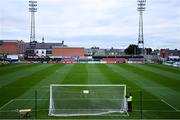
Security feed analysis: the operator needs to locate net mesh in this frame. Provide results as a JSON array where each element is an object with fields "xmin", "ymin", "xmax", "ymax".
[{"xmin": 49, "ymin": 84, "xmax": 127, "ymax": 116}]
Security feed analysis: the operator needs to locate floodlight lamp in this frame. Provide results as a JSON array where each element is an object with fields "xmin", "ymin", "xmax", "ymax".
[{"xmin": 29, "ymin": 1, "xmax": 37, "ymax": 3}]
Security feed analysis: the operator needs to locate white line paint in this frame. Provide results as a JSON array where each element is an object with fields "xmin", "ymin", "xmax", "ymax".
[
  {"xmin": 0, "ymin": 99, "xmax": 14, "ymax": 110},
  {"xmin": 133, "ymin": 109, "xmax": 179, "ymax": 112},
  {"xmin": 49, "ymin": 110, "xmax": 129, "ymax": 117},
  {"xmin": 161, "ymin": 99, "xmax": 180, "ymax": 112},
  {"xmin": 11, "ymin": 98, "xmax": 160, "ymax": 101},
  {"xmin": 50, "ymin": 84, "xmax": 126, "ymax": 87}
]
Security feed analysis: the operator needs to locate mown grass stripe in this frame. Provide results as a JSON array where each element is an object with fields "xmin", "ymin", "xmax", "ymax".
[
  {"xmin": 28, "ymin": 64, "xmax": 75, "ymax": 114},
  {"xmin": 0, "ymin": 64, "xmax": 41, "ymax": 76},
  {"xmin": 119, "ymin": 64, "xmax": 180, "ymax": 109},
  {"xmin": 106, "ymin": 64, "xmax": 142, "ymax": 89},
  {"xmin": 128, "ymin": 64, "xmax": 180, "ymax": 92},
  {"xmin": 1, "ymin": 64, "xmax": 180, "ymax": 119},
  {"xmin": 96, "ymin": 64, "xmax": 131, "ymax": 85},
  {"xmin": 37, "ymin": 64, "xmax": 74, "ymax": 85},
  {"xmin": 61, "ymin": 64, "xmax": 88, "ymax": 84},
  {"xmin": 0, "ymin": 64, "xmax": 61, "ymax": 107},
  {"xmin": 161, "ymin": 99, "xmax": 179, "ymax": 112},
  {"xmin": 137, "ymin": 64, "xmax": 180, "ymax": 81},
  {"xmin": 147, "ymin": 64, "xmax": 180, "ymax": 73},
  {"xmin": 5, "ymin": 64, "xmax": 68, "ymax": 118},
  {"xmin": 107, "ymin": 64, "xmax": 160, "ymax": 100},
  {"xmin": 0, "ymin": 64, "xmax": 49, "ymax": 87},
  {"xmin": 87, "ymin": 64, "xmax": 110, "ymax": 84},
  {"xmin": 16, "ymin": 64, "xmax": 66, "ymax": 100},
  {"xmin": 96, "ymin": 64, "xmax": 164, "ymax": 118},
  {"xmin": 0, "ymin": 64, "xmax": 19, "ymax": 69},
  {"xmin": 96, "ymin": 64, "xmax": 145, "ymax": 106},
  {"xmin": 113, "ymin": 64, "xmax": 178, "ymax": 97}
]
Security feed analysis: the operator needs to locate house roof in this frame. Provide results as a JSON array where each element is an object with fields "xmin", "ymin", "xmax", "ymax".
[{"xmin": 25, "ymin": 43, "xmax": 67, "ymax": 49}]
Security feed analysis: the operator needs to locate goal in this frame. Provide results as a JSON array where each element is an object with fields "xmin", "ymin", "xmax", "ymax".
[{"xmin": 49, "ymin": 84, "xmax": 127, "ymax": 116}]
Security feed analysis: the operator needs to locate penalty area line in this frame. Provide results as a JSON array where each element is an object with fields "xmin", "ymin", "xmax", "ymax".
[
  {"xmin": 161, "ymin": 99, "xmax": 180, "ymax": 112},
  {"xmin": 0, "ymin": 99, "xmax": 14, "ymax": 110}
]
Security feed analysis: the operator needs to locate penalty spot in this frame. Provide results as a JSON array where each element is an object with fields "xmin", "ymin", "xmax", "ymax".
[{"xmin": 83, "ymin": 90, "xmax": 89, "ymax": 94}]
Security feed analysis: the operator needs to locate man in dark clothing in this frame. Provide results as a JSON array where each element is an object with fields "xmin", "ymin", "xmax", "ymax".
[{"xmin": 126, "ymin": 93, "xmax": 133, "ymax": 112}]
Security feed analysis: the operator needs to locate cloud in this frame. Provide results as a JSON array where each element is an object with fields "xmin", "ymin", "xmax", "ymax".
[{"xmin": 0, "ymin": 0, "xmax": 180, "ymax": 49}]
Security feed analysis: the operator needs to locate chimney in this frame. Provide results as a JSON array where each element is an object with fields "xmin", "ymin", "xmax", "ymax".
[{"xmin": 62, "ymin": 40, "xmax": 64, "ymax": 45}]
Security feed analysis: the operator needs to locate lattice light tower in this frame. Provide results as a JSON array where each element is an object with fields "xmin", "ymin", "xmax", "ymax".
[
  {"xmin": 137, "ymin": 0, "xmax": 146, "ymax": 55},
  {"xmin": 29, "ymin": 1, "xmax": 37, "ymax": 48}
]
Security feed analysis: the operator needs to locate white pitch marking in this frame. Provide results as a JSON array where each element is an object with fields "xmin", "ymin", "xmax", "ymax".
[
  {"xmin": 0, "ymin": 99, "xmax": 14, "ymax": 110},
  {"xmin": 161, "ymin": 99, "xmax": 180, "ymax": 112},
  {"xmin": 50, "ymin": 84, "xmax": 126, "ymax": 87},
  {"xmin": 50, "ymin": 110, "xmax": 129, "ymax": 117},
  {"xmin": 83, "ymin": 90, "xmax": 89, "ymax": 94}
]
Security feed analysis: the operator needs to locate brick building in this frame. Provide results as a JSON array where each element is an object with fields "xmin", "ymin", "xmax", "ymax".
[
  {"xmin": 0, "ymin": 40, "xmax": 25, "ymax": 55},
  {"xmin": 160, "ymin": 49, "xmax": 180, "ymax": 58},
  {"xmin": 25, "ymin": 41, "xmax": 66, "ymax": 57},
  {"xmin": 160, "ymin": 50, "xmax": 170, "ymax": 58},
  {"xmin": 52, "ymin": 47, "xmax": 85, "ymax": 58}
]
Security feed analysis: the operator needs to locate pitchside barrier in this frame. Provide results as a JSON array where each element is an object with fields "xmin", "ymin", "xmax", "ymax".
[{"xmin": 0, "ymin": 86, "xmax": 180, "ymax": 119}]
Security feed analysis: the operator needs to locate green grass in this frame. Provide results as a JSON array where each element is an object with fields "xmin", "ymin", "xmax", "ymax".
[{"xmin": 0, "ymin": 63, "xmax": 180, "ymax": 119}]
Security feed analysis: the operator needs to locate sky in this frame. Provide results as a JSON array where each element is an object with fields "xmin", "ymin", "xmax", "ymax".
[{"xmin": 0, "ymin": 0, "xmax": 180, "ymax": 49}]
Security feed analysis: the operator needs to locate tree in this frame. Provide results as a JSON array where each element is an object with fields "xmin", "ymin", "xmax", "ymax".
[
  {"xmin": 91, "ymin": 46, "xmax": 99, "ymax": 56},
  {"xmin": 125, "ymin": 44, "xmax": 141, "ymax": 55},
  {"xmin": 145, "ymin": 48, "xmax": 152, "ymax": 55}
]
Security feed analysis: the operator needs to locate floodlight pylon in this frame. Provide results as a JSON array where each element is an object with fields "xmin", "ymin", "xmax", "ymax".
[
  {"xmin": 137, "ymin": 0, "xmax": 146, "ymax": 55},
  {"xmin": 29, "ymin": 1, "xmax": 37, "ymax": 48}
]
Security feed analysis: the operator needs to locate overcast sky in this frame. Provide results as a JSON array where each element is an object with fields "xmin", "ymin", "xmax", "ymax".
[{"xmin": 0, "ymin": 0, "xmax": 180, "ymax": 49}]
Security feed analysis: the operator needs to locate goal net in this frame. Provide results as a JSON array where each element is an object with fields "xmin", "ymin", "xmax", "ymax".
[{"xmin": 49, "ymin": 84, "xmax": 127, "ymax": 116}]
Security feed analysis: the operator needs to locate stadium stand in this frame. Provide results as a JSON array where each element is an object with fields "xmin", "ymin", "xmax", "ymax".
[
  {"xmin": 62, "ymin": 58, "xmax": 77, "ymax": 64},
  {"xmin": 101, "ymin": 58, "xmax": 127, "ymax": 63},
  {"xmin": 128, "ymin": 58, "xmax": 145, "ymax": 63},
  {"xmin": 79, "ymin": 58, "xmax": 93, "ymax": 63}
]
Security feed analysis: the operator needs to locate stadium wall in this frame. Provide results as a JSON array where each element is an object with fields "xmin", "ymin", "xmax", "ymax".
[{"xmin": 52, "ymin": 47, "xmax": 85, "ymax": 58}]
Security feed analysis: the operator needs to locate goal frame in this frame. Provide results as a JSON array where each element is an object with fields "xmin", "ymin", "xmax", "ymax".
[{"xmin": 49, "ymin": 84, "xmax": 127, "ymax": 116}]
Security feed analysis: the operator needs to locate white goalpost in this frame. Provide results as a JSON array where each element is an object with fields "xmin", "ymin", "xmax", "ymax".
[{"xmin": 49, "ymin": 84, "xmax": 127, "ymax": 116}]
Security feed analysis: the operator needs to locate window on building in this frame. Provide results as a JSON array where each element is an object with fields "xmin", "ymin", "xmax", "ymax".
[{"xmin": 47, "ymin": 49, "xmax": 52, "ymax": 54}]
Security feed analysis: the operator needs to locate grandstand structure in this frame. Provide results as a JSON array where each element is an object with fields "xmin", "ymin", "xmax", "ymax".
[{"xmin": 101, "ymin": 58, "xmax": 127, "ymax": 63}]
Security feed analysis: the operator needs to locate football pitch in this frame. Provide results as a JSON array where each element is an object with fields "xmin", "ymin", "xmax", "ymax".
[{"xmin": 0, "ymin": 63, "xmax": 180, "ymax": 119}]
